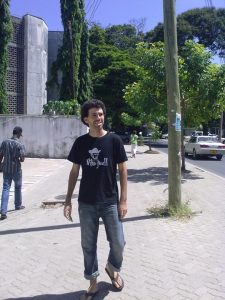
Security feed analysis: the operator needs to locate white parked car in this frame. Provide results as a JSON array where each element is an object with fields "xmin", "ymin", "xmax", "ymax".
[
  {"xmin": 184, "ymin": 135, "xmax": 225, "ymax": 160},
  {"xmin": 161, "ymin": 133, "xmax": 168, "ymax": 139}
]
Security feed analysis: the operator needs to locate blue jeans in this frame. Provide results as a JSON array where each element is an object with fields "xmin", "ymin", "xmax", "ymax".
[
  {"xmin": 78, "ymin": 202, "xmax": 125, "ymax": 280},
  {"xmin": 1, "ymin": 170, "xmax": 22, "ymax": 214}
]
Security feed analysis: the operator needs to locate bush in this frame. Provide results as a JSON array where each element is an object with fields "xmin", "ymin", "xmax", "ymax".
[{"xmin": 43, "ymin": 100, "xmax": 80, "ymax": 116}]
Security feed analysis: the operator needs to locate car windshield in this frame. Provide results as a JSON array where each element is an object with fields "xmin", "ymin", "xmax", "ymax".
[{"xmin": 198, "ymin": 136, "xmax": 218, "ymax": 142}]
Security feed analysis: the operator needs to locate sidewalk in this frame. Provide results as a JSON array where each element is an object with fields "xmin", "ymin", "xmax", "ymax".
[{"xmin": 0, "ymin": 145, "xmax": 225, "ymax": 299}]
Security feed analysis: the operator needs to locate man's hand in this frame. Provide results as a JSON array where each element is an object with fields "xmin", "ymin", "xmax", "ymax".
[
  {"xmin": 118, "ymin": 202, "xmax": 127, "ymax": 219},
  {"xmin": 64, "ymin": 203, "xmax": 73, "ymax": 222}
]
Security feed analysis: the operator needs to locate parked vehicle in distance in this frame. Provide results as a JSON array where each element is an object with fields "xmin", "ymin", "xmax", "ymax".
[
  {"xmin": 191, "ymin": 130, "xmax": 203, "ymax": 136},
  {"xmin": 161, "ymin": 133, "xmax": 168, "ymax": 139},
  {"xmin": 184, "ymin": 135, "xmax": 225, "ymax": 160},
  {"xmin": 112, "ymin": 131, "xmax": 130, "ymax": 144}
]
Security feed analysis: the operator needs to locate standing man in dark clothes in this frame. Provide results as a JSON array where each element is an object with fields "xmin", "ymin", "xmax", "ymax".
[
  {"xmin": 0, "ymin": 126, "xmax": 25, "ymax": 220},
  {"xmin": 64, "ymin": 99, "xmax": 128, "ymax": 300}
]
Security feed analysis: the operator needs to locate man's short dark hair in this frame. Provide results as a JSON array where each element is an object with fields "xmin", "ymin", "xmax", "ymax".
[
  {"xmin": 81, "ymin": 99, "xmax": 106, "ymax": 126},
  {"xmin": 13, "ymin": 126, "xmax": 22, "ymax": 136}
]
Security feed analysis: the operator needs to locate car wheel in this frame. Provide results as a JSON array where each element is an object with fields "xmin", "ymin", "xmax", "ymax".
[
  {"xmin": 216, "ymin": 154, "xmax": 223, "ymax": 161},
  {"xmin": 193, "ymin": 149, "xmax": 198, "ymax": 160},
  {"xmin": 184, "ymin": 148, "xmax": 188, "ymax": 157}
]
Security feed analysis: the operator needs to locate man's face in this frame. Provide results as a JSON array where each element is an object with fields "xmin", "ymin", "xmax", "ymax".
[{"xmin": 84, "ymin": 107, "xmax": 105, "ymax": 130}]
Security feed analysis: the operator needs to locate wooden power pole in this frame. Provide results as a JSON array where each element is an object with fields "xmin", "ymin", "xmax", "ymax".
[{"xmin": 163, "ymin": 0, "xmax": 181, "ymax": 209}]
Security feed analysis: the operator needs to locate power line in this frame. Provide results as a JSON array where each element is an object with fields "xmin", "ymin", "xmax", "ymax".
[
  {"xmin": 86, "ymin": 0, "xmax": 102, "ymax": 23},
  {"xmin": 85, "ymin": 0, "xmax": 93, "ymax": 11},
  {"xmin": 86, "ymin": 0, "xmax": 97, "ymax": 14},
  {"xmin": 205, "ymin": 0, "xmax": 213, "ymax": 7},
  {"xmin": 89, "ymin": 0, "xmax": 102, "ymax": 22}
]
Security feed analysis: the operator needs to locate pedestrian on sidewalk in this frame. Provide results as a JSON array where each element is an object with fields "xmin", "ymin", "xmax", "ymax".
[
  {"xmin": 64, "ymin": 99, "xmax": 128, "ymax": 300},
  {"xmin": 130, "ymin": 130, "xmax": 138, "ymax": 158},
  {"xmin": 0, "ymin": 126, "xmax": 26, "ymax": 220}
]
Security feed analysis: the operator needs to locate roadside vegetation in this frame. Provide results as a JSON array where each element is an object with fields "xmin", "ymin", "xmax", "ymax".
[
  {"xmin": 146, "ymin": 202, "xmax": 193, "ymax": 220},
  {"xmin": 0, "ymin": 0, "xmax": 12, "ymax": 114},
  {"xmin": 47, "ymin": 6, "xmax": 225, "ymax": 137}
]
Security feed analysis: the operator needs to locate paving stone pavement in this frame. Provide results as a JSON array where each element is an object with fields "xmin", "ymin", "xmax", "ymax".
[{"xmin": 0, "ymin": 145, "xmax": 225, "ymax": 300}]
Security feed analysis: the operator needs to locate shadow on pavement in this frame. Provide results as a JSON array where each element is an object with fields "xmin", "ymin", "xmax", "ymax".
[
  {"xmin": 128, "ymin": 167, "xmax": 204, "ymax": 185},
  {"xmin": 6, "ymin": 281, "xmax": 116, "ymax": 300},
  {"xmin": 54, "ymin": 193, "xmax": 78, "ymax": 200},
  {"xmin": 0, "ymin": 214, "xmax": 161, "ymax": 236}
]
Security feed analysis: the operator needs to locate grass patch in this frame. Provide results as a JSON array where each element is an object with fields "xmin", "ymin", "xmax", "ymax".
[{"xmin": 146, "ymin": 202, "xmax": 193, "ymax": 220}]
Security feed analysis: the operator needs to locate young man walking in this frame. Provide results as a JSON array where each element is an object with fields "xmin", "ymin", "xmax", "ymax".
[
  {"xmin": 0, "ymin": 126, "xmax": 25, "ymax": 220},
  {"xmin": 64, "ymin": 99, "xmax": 128, "ymax": 300}
]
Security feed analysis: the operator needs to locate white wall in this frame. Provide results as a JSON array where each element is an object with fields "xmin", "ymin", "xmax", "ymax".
[
  {"xmin": 24, "ymin": 15, "xmax": 48, "ymax": 115},
  {"xmin": 0, "ymin": 115, "xmax": 87, "ymax": 158}
]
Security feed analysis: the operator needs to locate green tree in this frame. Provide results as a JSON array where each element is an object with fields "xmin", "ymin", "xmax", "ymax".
[
  {"xmin": 145, "ymin": 8, "xmax": 225, "ymax": 58},
  {"xmin": 59, "ymin": 0, "xmax": 84, "ymax": 100},
  {"xmin": 123, "ymin": 42, "xmax": 167, "ymax": 126},
  {"xmin": 89, "ymin": 24, "xmax": 106, "ymax": 45},
  {"xmin": 124, "ymin": 41, "xmax": 225, "ymax": 128},
  {"xmin": 90, "ymin": 43, "xmax": 138, "ymax": 129},
  {"xmin": 78, "ymin": 21, "xmax": 93, "ymax": 103},
  {"xmin": 0, "ymin": 0, "xmax": 12, "ymax": 113},
  {"xmin": 94, "ymin": 60, "xmax": 138, "ymax": 129},
  {"xmin": 124, "ymin": 41, "xmax": 225, "ymax": 170},
  {"xmin": 47, "ymin": 0, "xmax": 92, "ymax": 106},
  {"xmin": 105, "ymin": 24, "xmax": 144, "ymax": 50}
]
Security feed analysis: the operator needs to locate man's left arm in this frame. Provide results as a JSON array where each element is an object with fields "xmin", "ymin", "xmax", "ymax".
[
  {"xmin": 118, "ymin": 162, "xmax": 128, "ymax": 218},
  {"xmin": 19, "ymin": 145, "xmax": 25, "ymax": 162},
  {"xmin": 0, "ymin": 143, "xmax": 4, "ymax": 163}
]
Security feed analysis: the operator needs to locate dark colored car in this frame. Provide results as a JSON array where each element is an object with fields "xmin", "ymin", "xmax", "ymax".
[{"xmin": 112, "ymin": 131, "xmax": 130, "ymax": 144}]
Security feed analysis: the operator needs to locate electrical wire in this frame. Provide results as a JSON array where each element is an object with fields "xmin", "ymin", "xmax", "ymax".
[
  {"xmin": 86, "ymin": 0, "xmax": 97, "ymax": 14},
  {"xmin": 86, "ymin": 0, "xmax": 102, "ymax": 23},
  {"xmin": 205, "ymin": 0, "xmax": 213, "ymax": 7}
]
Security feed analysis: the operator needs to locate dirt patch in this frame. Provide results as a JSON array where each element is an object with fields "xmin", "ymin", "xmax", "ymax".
[{"xmin": 144, "ymin": 150, "xmax": 160, "ymax": 154}]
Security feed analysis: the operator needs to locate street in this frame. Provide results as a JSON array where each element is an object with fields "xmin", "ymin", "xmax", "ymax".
[{"xmin": 153, "ymin": 139, "xmax": 225, "ymax": 179}]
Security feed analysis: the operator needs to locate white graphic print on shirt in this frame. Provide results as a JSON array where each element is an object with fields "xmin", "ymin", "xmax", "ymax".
[{"xmin": 87, "ymin": 148, "xmax": 109, "ymax": 169}]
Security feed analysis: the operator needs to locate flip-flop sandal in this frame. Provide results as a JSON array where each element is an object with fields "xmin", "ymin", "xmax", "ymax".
[
  {"xmin": 80, "ymin": 290, "xmax": 99, "ymax": 300},
  {"xmin": 105, "ymin": 267, "xmax": 124, "ymax": 291}
]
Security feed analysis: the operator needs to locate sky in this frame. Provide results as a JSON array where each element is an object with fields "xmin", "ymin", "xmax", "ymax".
[{"xmin": 10, "ymin": 0, "xmax": 225, "ymax": 32}]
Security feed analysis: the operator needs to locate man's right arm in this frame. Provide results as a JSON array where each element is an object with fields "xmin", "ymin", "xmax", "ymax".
[{"xmin": 64, "ymin": 163, "xmax": 80, "ymax": 221}]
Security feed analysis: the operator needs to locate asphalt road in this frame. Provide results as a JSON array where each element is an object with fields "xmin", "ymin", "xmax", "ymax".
[{"xmin": 152, "ymin": 139, "xmax": 225, "ymax": 179}]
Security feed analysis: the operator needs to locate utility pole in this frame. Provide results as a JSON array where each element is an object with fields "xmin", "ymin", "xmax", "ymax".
[
  {"xmin": 68, "ymin": 20, "xmax": 76, "ymax": 99},
  {"xmin": 163, "ymin": 0, "xmax": 181, "ymax": 209}
]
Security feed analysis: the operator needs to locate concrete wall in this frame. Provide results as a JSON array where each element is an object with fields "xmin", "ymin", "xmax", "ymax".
[
  {"xmin": 24, "ymin": 15, "xmax": 48, "ymax": 115},
  {"xmin": 0, "ymin": 115, "xmax": 87, "ymax": 158}
]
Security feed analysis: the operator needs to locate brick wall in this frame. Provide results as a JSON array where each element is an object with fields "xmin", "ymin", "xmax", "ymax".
[{"xmin": 6, "ymin": 16, "xmax": 25, "ymax": 114}]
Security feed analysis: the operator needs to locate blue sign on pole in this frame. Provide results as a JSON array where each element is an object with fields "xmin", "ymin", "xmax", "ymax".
[{"xmin": 175, "ymin": 113, "xmax": 181, "ymax": 131}]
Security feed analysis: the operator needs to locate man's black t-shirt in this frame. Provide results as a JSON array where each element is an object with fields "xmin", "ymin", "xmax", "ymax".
[{"xmin": 68, "ymin": 132, "xmax": 127, "ymax": 204}]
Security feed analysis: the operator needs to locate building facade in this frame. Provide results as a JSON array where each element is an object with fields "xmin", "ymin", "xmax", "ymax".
[{"xmin": 6, "ymin": 15, "xmax": 48, "ymax": 115}]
